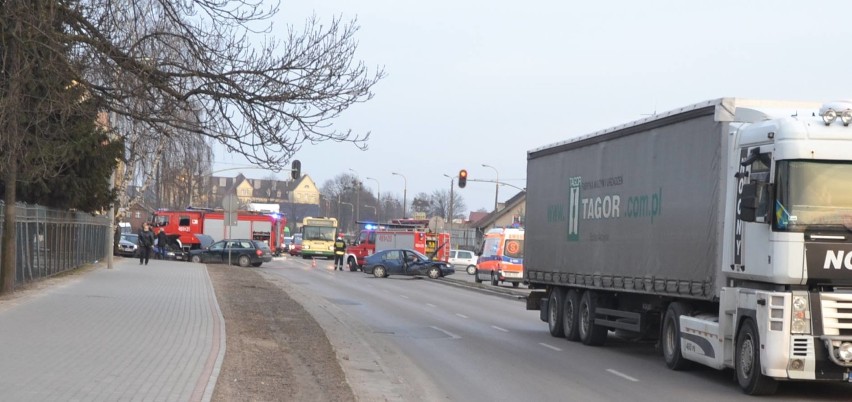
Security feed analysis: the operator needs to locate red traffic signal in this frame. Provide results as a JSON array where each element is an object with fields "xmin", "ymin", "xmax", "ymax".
[{"xmin": 458, "ymin": 169, "xmax": 468, "ymax": 188}]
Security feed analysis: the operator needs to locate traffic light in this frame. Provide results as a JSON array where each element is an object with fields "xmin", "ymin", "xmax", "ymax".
[
  {"xmin": 291, "ymin": 160, "xmax": 301, "ymax": 180},
  {"xmin": 458, "ymin": 169, "xmax": 467, "ymax": 188}
]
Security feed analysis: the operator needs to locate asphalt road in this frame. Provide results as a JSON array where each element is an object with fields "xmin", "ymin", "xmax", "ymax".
[{"xmin": 260, "ymin": 256, "xmax": 852, "ymax": 401}]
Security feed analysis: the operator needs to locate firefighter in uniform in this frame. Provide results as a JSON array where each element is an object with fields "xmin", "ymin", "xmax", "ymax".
[{"xmin": 334, "ymin": 236, "xmax": 347, "ymax": 271}]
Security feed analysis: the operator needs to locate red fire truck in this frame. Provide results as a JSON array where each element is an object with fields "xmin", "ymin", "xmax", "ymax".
[
  {"xmin": 150, "ymin": 208, "xmax": 287, "ymax": 254},
  {"xmin": 344, "ymin": 223, "xmax": 451, "ymax": 271}
]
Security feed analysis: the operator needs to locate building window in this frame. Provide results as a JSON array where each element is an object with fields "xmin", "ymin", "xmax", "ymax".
[
  {"xmin": 219, "ymin": 177, "xmax": 227, "ymax": 187},
  {"xmin": 135, "ymin": 211, "xmax": 141, "ymax": 219}
]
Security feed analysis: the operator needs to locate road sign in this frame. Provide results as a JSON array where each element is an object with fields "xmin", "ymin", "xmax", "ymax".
[{"xmin": 222, "ymin": 195, "xmax": 239, "ymax": 226}]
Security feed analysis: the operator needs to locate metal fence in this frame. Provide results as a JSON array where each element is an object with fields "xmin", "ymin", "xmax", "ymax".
[{"xmin": 0, "ymin": 201, "xmax": 110, "ymax": 287}]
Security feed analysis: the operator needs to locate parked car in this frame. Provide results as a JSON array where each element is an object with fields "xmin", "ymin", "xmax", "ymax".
[
  {"xmin": 362, "ymin": 249, "xmax": 454, "ymax": 279},
  {"xmin": 116, "ymin": 233, "xmax": 139, "ymax": 257},
  {"xmin": 153, "ymin": 234, "xmax": 187, "ymax": 261},
  {"xmin": 288, "ymin": 236, "xmax": 303, "ymax": 256},
  {"xmin": 188, "ymin": 239, "xmax": 273, "ymax": 267},
  {"xmin": 448, "ymin": 249, "xmax": 478, "ymax": 275}
]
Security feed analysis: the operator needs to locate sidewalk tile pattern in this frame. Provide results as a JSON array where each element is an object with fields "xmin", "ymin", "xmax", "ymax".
[{"xmin": 0, "ymin": 259, "xmax": 220, "ymax": 402}]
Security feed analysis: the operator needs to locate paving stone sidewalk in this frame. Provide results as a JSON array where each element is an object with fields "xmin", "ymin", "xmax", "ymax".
[{"xmin": 0, "ymin": 258, "xmax": 225, "ymax": 402}]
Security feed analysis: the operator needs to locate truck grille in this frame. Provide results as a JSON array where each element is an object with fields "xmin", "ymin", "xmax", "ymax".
[{"xmin": 820, "ymin": 293, "xmax": 852, "ymax": 336}]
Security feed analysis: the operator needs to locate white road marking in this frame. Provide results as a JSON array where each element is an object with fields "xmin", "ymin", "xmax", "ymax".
[
  {"xmin": 606, "ymin": 369, "xmax": 639, "ymax": 382},
  {"xmin": 400, "ymin": 294, "xmax": 410, "ymax": 299},
  {"xmin": 455, "ymin": 313, "xmax": 468, "ymax": 319},
  {"xmin": 426, "ymin": 303, "xmax": 437, "ymax": 308},
  {"xmin": 539, "ymin": 343, "xmax": 562, "ymax": 352},
  {"xmin": 430, "ymin": 326, "xmax": 461, "ymax": 339},
  {"xmin": 491, "ymin": 325, "xmax": 509, "ymax": 332}
]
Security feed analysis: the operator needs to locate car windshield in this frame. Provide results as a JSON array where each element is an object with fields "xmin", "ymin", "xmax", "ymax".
[{"xmin": 121, "ymin": 234, "xmax": 138, "ymax": 243}]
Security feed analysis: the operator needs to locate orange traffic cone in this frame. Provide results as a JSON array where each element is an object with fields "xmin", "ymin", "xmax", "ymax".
[{"xmin": 311, "ymin": 258, "xmax": 316, "ymax": 268}]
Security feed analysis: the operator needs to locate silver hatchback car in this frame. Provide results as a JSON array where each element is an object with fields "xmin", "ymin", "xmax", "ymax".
[{"xmin": 448, "ymin": 249, "xmax": 478, "ymax": 275}]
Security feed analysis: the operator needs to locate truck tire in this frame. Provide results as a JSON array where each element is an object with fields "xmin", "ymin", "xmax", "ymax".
[
  {"xmin": 474, "ymin": 271, "xmax": 483, "ymax": 283},
  {"xmin": 347, "ymin": 257, "xmax": 358, "ymax": 271},
  {"xmin": 490, "ymin": 272, "xmax": 499, "ymax": 286},
  {"xmin": 512, "ymin": 282, "xmax": 519, "ymax": 288},
  {"xmin": 578, "ymin": 290, "xmax": 607, "ymax": 346},
  {"xmin": 662, "ymin": 302, "xmax": 694, "ymax": 370},
  {"xmin": 562, "ymin": 289, "xmax": 581, "ymax": 341},
  {"xmin": 547, "ymin": 288, "xmax": 566, "ymax": 338},
  {"xmin": 736, "ymin": 319, "xmax": 778, "ymax": 395}
]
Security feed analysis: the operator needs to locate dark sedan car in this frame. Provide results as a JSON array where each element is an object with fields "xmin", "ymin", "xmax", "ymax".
[
  {"xmin": 188, "ymin": 239, "xmax": 273, "ymax": 267},
  {"xmin": 362, "ymin": 249, "xmax": 454, "ymax": 279},
  {"xmin": 153, "ymin": 234, "xmax": 187, "ymax": 261}
]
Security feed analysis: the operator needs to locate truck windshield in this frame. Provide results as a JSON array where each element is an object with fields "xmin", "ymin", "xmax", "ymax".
[{"xmin": 775, "ymin": 160, "xmax": 852, "ymax": 231}]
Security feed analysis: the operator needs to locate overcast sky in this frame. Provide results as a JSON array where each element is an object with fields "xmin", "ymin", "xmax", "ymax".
[{"xmin": 214, "ymin": 0, "xmax": 852, "ymax": 214}]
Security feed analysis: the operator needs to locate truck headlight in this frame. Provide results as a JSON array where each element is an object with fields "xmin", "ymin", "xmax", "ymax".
[
  {"xmin": 791, "ymin": 293, "xmax": 811, "ymax": 334},
  {"xmin": 838, "ymin": 342, "xmax": 852, "ymax": 362}
]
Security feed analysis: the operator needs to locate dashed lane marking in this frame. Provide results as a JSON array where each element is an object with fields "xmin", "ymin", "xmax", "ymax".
[
  {"xmin": 539, "ymin": 343, "xmax": 562, "ymax": 352},
  {"xmin": 430, "ymin": 326, "xmax": 461, "ymax": 340},
  {"xmin": 606, "ymin": 369, "xmax": 639, "ymax": 382},
  {"xmin": 455, "ymin": 313, "xmax": 468, "ymax": 319},
  {"xmin": 491, "ymin": 325, "xmax": 509, "ymax": 332},
  {"xmin": 426, "ymin": 303, "xmax": 437, "ymax": 308}
]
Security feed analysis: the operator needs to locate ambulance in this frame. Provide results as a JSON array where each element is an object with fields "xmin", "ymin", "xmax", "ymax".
[{"xmin": 474, "ymin": 227, "xmax": 524, "ymax": 288}]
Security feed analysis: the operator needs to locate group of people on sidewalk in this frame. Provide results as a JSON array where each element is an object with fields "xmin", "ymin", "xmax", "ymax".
[{"xmin": 136, "ymin": 223, "xmax": 170, "ymax": 265}]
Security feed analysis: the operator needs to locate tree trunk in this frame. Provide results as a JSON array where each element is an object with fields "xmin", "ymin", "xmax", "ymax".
[{"xmin": 1, "ymin": 163, "xmax": 18, "ymax": 294}]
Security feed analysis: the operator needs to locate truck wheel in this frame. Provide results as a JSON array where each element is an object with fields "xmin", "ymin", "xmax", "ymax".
[
  {"xmin": 347, "ymin": 257, "xmax": 357, "ymax": 271},
  {"xmin": 547, "ymin": 288, "xmax": 566, "ymax": 338},
  {"xmin": 427, "ymin": 267, "xmax": 441, "ymax": 279},
  {"xmin": 736, "ymin": 319, "xmax": 778, "ymax": 395},
  {"xmin": 578, "ymin": 290, "xmax": 607, "ymax": 346},
  {"xmin": 562, "ymin": 289, "xmax": 581, "ymax": 341},
  {"xmin": 373, "ymin": 265, "xmax": 387, "ymax": 278},
  {"xmin": 466, "ymin": 265, "xmax": 476, "ymax": 275},
  {"xmin": 662, "ymin": 302, "xmax": 694, "ymax": 370},
  {"xmin": 238, "ymin": 255, "xmax": 251, "ymax": 267},
  {"xmin": 512, "ymin": 282, "xmax": 519, "ymax": 288},
  {"xmin": 191, "ymin": 255, "xmax": 201, "ymax": 263},
  {"xmin": 490, "ymin": 272, "xmax": 499, "ymax": 286},
  {"xmin": 474, "ymin": 271, "xmax": 483, "ymax": 283}
]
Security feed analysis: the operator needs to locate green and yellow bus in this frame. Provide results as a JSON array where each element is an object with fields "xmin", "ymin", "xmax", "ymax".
[{"xmin": 300, "ymin": 217, "xmax": 338, "ymax": 259}]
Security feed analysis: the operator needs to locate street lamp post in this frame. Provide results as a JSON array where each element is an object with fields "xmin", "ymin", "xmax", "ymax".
[
  {"xmin": 392, "ymin": 172, "xmax": 407, "ymax": 218},
  {"xmin": 363, "ymin": 204, "xmax": 377, "ymax": 220},
  {"xmin": 365, "ymin": 177, "xmax": 380, "ymax": 222},
  {"xmin": 443, "ymin": 173, "xmax": 455, "ymax": 250},
  {"xmin": 348, "ymin": 168, "xmax": 360, "ymax": 223},
  {"xmin": 340, "ymin": 202, "xmax": 354, "ymax": 232},
  {"xmin": 482, "ymin": 164, "xmax": 499, "ymax": 212}
]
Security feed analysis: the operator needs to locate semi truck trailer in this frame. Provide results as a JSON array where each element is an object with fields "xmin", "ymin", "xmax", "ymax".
[{"xmin": 524, "ymin": 98, "xmax": 852, "ymax": 395}]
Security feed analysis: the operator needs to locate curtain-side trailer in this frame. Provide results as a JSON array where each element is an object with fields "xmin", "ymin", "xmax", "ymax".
[{"xmin": 525, "ymin": 98, "xmax": 852, "ymax": 395}]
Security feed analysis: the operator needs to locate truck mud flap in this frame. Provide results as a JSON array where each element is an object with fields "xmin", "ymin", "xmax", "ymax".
[{"xmin": 527, "ymin": 291, "xmax": 547, "ymax": 321}]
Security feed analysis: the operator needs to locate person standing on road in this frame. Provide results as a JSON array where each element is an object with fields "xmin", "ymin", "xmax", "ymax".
[
  {"xmin": 156, "ymin": 228, "xmax": 169, "ymax": 260},
  {"xmin": 138, "ymin": 223, "xmax": 155, "ymax": 265},
  {"xmin": 333, "ymin": 236, "xmax": 346, "ymax": 271}
]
